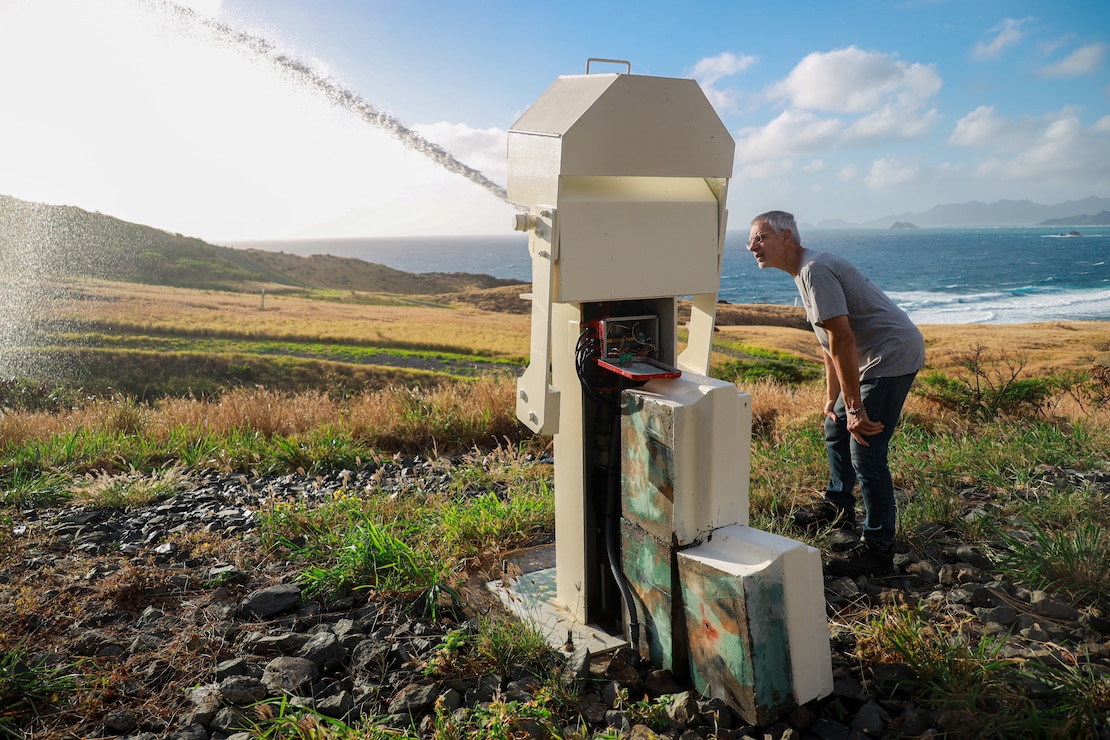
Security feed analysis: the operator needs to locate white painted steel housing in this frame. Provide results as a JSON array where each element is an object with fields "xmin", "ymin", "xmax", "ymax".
[
  {"xmin": 509, "ymin": 71, "xmax": 734, "ymax": 435},
  {"xmin": 508, "ymin": 72, "xmax": 732, "ymax": 304}
]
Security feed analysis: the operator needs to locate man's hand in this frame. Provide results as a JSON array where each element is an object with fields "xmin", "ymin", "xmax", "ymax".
[
  {"xmin": 836, "ymin": 406, "xmax": 884, "ymax": 446},
  {"xmin": 821, "ymin": 314, "xmax": 885, "ymax": 445}
]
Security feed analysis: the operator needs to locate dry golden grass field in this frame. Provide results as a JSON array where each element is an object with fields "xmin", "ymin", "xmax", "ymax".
[
  {"xmin": 45, "ymin": 278, "xmax": 1110, "ymax": 378},
  {"xmin": 48, "ymin": 279, "xmax": 530, "ymax": 360}
]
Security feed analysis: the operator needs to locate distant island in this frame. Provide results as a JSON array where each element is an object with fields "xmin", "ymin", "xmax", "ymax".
[
  {"xmin": 890, "ymin": 221, "xmax": 919, "ymax": 230},
  {"xmin": 1036, "ymin": 210, "xmax": 1110, "ymax": 227}
]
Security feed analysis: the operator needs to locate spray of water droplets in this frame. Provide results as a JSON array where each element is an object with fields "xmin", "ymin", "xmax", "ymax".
[{"xmin": 142, "ymin": 0, "xmax": 509, "ymax": 204}]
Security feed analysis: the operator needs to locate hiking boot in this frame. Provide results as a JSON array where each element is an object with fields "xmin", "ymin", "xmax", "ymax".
[
  {"xmin": 826, "ymin": 528, "xmax": 861, "ymax": 553},
  {"xmin": 825, "ymin": 541, "xmax": 895, "ymax": 578},
  {"xmin": 792, "ymin": 500, "xmax": 856, "ymax": 531}
]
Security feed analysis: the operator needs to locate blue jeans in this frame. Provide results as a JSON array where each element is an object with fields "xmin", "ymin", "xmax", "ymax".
[{"xmin": 824, "ymin": 372, "xmax": 917, "ymax": 550}]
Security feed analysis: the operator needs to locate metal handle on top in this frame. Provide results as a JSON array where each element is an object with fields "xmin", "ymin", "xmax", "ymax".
[{"xmin": 585, "ymin": 58, "xmax": 631, "ymax": 74}]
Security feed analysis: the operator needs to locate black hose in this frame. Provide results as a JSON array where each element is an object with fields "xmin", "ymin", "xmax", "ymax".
[
  {"xmin": 578, "ymin": 324, "xmax": 639, "ymax": 646},
  {"xmin": 606, "ymin": 414, "xmax": 640, "ymax": 648}
]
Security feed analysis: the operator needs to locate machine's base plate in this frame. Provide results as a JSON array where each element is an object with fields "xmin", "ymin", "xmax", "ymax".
[{"xmin": 487, "ymin": 545, "xmax": 628, "ymax": 656}]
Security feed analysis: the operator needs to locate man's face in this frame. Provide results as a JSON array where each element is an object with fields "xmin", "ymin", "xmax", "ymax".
[{"xmin": 747, "ymin": 221, "xmax": 790, "ymax": 271}]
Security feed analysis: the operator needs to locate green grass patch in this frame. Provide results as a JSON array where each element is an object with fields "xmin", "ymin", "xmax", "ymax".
[
  {"xmin": 258, "ymin": 452, "xmax": 554, "ymax": 616},
  {"xmin": 2, "ymin": 347, "xmax": 459, "ymax": 400},
  {"xmin": 991, "ymin": 518, "xmax": 1110, "ymax": 607},
  {"xmin": 0, "ymin": 469, "xmax": 72, "ymax": 509},
  {"xmin": 69, "ymin": 333, "xmax": 517, "ymax": 369},
  {"xmin": 297, "ymin": 288, "xmax": 455, "ymax": 309},
  {"xmin": 857, "ymin": 603, "xmax": 1110, "ymax": 738},
  {"xmin": 712, "ymin": 342, "xmax": 823, "ymax": 385},
  {"xmin": 426, "ymin": 614, "xmax": 553, "ymax": 679},
  {"xmin": 0, "ymin": 642, "xmax": 81, "ymax": 732}
]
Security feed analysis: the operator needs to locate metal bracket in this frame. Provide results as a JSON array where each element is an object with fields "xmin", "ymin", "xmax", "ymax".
[
  {"xmin": 516, "ymin": 209, "xmax": 561, "ymax": 434},
  {"xmin": 585, "ymin": 58, "xmax": 631, "ymax": 74}
]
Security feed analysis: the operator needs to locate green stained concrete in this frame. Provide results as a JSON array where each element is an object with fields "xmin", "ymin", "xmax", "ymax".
[
  {"xmin": 678, "ymin": 554, "xmax": 796, "ymax": 726},
  {"xmin": 620, "ymin": 518, "xmax": 683, "ymax": 670},
  {"xmin": 621, "ymin": 393, "xmax": 676, "ymax": 539}
]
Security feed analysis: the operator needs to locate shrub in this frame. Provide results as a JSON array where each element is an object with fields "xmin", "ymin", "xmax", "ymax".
[
  {"xmin": 1060, "ymin": 360, "xmax": 1110, "ymax": 413},
  {"xmin": 0, "ymin": 642, "xmax": 80, "ymax": 727},
  {"xmin": 0, "ymin": 377, "xmax": 84, "ymax": 412},
  {"xmin": 916, "ymin": 343, "xmax": 1054, "ymax": 419}
]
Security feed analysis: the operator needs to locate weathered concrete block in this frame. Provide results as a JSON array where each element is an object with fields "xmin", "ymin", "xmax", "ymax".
[
  {"xmin": 620, "ymin": 374, "xmax": 750, "ymax": 546},
  {"xmin": 678, "ymin": 525, "xmax": 832, "ymax": 726},
  {"xmin": 619, "ymin": 518, "xmax": 687, "ymax": 675}
]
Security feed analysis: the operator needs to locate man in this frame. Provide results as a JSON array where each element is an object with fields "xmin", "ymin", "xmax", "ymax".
[{"xmin": 747, "ymin": 210, "xmax": 925, "ymax": 577}]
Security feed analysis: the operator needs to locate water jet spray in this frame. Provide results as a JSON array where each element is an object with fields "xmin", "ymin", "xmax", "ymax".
[{"xmin": 142, "ymin": 0, "xmax": 509, "ymax": 204}]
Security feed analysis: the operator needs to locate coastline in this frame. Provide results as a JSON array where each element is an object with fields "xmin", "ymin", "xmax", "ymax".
[
  {"xmin": 701, "ymin": 303, "xmax": 1107, "ymax": 376},
  {"xmin": 236, "ymin": 229, "xmax": 1110, "ymax": 326}
]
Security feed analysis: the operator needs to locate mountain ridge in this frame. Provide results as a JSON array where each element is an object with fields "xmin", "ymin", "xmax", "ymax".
[
  {"xmin": 1036, "ymin": 209, "xmax": 1110, "ymax": 227},
  {"xmin": 814, "ymin": 196, "xmax": 1110, "ymax": 229},
  {"xmin": 0, "ymin": 194, "xmax": 521, "ymax": 294}
]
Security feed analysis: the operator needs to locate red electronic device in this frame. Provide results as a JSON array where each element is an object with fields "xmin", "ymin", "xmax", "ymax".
[{"xmin": 594, "ymin": 314, "xmax": 681, "ymax": 381}]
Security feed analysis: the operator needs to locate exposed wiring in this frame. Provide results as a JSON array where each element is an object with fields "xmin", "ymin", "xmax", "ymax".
[
  {"xmin": 576, "ymin": 324, "xmax": 612, "ymax": 404},
  {"xmin": 603, "ymin": 321, "xmax": 657, "ymax": 364},
  {"xmin": 579, "ymin": 321, "xmax": 639, "ymax": 647}
]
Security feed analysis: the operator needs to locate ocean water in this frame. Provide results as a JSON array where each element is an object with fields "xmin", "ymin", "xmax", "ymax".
[{"xmin": 230, "ymin": 227, "xmax": 1110, "ymax": 325}]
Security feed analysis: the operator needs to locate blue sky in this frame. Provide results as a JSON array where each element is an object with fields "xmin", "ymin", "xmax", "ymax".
[{"xmin": 0, "ymin": 0, "xmax": 1107, "ymax": 240}]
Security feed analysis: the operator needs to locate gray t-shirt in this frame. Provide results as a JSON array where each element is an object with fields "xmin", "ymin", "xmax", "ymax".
[{"xmin": 795, "ymin": 249, "xmax": 925, "ymax": 380}]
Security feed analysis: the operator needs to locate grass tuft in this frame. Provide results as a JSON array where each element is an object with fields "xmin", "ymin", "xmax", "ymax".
[
  {"xmin": 0, "ymin": 642, "xmax": 80, "ymax": 731},
  {"xmin": 991, "ymin": 518, "xmax": 1110, "ymax": 607},
  {"xmin": 70, "ymin": 465, "xmax": 188, "ymax": 510}
]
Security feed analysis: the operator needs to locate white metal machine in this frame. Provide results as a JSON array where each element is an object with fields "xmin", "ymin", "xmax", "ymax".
[{"xmin": 505, "ymin": 60, "xmax": 832, "ymax": 725}]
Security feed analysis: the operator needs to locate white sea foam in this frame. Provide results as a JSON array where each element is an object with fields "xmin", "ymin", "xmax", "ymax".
[{"xmin": 892, "ymin": 287, "xmax": 1110, "ymax": 324}]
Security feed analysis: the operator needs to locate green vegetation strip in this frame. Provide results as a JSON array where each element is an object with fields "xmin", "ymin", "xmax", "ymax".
[
  {"xmin": 712, "ymin": 341, "xmax": 823, "ymax": 385},
  {"xmin": 62, "ymin": 334, "xmax": 521, "ymax": 368}
]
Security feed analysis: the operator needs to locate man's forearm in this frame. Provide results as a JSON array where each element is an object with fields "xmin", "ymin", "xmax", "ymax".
[
  {"xmin": 827, "ymin": 335, "xmax": 863, "ymax": 410},
  {"xmin": 823, "ymin": 350, "xmax": 841, "ymax": 403}
]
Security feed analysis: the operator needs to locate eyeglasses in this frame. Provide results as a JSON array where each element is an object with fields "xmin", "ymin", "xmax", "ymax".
[{"xmin": 746, "ymin": 232, "xmax": 772, "ymax": 248}]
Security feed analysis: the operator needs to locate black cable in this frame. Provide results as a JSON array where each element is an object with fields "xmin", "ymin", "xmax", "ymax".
[
  {"xmin": 605, "ymin": 399, "xmax": 639, "ymax": 648},
  {"xmin": 579, "ymin": 323, "xmax": 639, "ymax": 646},
  {"xmin": 575, "ymin": 326, "xmax": 612, "ymax": 405}
]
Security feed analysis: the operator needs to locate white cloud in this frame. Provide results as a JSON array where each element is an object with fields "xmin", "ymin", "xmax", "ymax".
[
  {"xmin": 769, "ymin": 46, "xmax": 940, "ymax": 114},
  {"xmin": 803, "ymin": 159, "xmax": 825, "ymax": 174},
  {"xmin": 951, "ymin": 106, "xmax": 1110, "ymax": 186},
  {"xmin": 412, "ymin": 122, "xmax": 508, "ymax": 186},
  {"xmin": 866, "ymin": 158, "xmax": 921, "ymax": 189},
  {"xmin": 730, "ymin": 157, "xmax": 795, "ymax": 184},
  {"xmin": 949, "ymin": 106, "xmax": 1011, "ymax": 147},
  {"xmin": 736, "ymin": 47, "xmax": 941, "ymax": 165},
  {"xmin": 690, "ymin": 51, "xmax": 758, "ymax": 112},
  {"xmin": 971, "ymin": 17, "xmax": 1033, "ymax": 61},
  {"xmin": 1038, "ymin": 34, "xmax": 1075, "ymax": 56},
  {"xmin": 839, "ymin": 165, "xmax": 862, "ymax": 182},
  {"xmin": 734, "ymin": 109, "xmax": 844, "ymax": 162},
  {"xmin": 1037, "ymin": 42, "xmax": 1108, "ymax": 78},
  {"xmin": 692, "ymin": 52, "xmax": 758, "ymax": 85},
  {"xmin": 845, "ymin": 104, "xmax": 941, "ymax": 143}
]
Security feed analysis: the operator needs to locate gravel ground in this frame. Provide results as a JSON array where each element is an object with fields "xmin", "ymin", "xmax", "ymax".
[{"xmin": 3, "ymin": 458, "xmax": 1109, "ymax": 739}]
